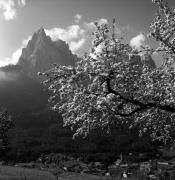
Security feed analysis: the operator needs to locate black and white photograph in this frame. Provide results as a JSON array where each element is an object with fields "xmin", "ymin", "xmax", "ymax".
[{"xmin": 0, "ymin": 0, "xmax": 175, "ymax": 179}]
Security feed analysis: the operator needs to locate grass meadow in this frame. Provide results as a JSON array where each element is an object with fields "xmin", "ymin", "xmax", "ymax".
[{"xmin": 0, "ymin": 165, "xmax": 140, "ymax": 180}]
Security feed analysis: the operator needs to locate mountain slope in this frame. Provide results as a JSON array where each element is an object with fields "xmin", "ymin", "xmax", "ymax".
[
  {"xmin": 18, "ymin": 27, "xmax": 77, "ymax": 75},
  {"xmin": 0, "ymin": 27, "xmax": 79, "ymax": 127}
]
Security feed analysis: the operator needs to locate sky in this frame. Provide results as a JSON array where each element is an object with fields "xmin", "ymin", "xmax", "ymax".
[{"xmin": 0, "ymin": 0, "xmax": 175, "ymax": 67}]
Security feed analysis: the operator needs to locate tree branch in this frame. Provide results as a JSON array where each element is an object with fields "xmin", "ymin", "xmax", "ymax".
[
  {"xmin": 106, "ymin": 73, "xmax": 175, "ymax": 115},
  {"xmin": 104, "ymin": 103, "xmax": 149, "ymax": 117}
]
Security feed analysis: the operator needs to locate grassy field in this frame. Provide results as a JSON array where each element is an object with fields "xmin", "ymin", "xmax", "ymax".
[
  {"xmin": 0, "ymin": 165, "xmax": 139, "ymax": 180},
  {"xmin": 0, "ymin": 165, "xmax": 55, "ymax": 180}
]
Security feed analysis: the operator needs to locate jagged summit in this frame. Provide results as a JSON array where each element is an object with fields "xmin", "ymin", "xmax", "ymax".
[
  {"xmin": 17, "ymin": 27, "xmax": 76, "ymax": 75},
  {"xmin": 37, "ymin": 27, "xmax": 46, "ymax": 36}
]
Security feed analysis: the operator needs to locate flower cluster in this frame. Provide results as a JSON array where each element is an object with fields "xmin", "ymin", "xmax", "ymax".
[
  {"xmin": 149, "ymin": 0, "xmax": 175, "ymax": 66},
  {"xmin": 41, "ymin": 1, "xmax": 175, "ymax": 143}
]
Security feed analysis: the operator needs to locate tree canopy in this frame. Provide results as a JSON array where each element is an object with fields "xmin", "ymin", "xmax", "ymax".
[{"xmin": 40, "ymin": 0, "xmax": 175, "ymax": 143}]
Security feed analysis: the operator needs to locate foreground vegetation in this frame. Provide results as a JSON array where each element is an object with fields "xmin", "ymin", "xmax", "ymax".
[
  {"xmin": 0, "ymin": 165, "xmax": 55, "ymax": 180},
  {"xmin": 41, "ymin": 0, "xmax": 175, "ymax": 143},
  {"xmin": 0, "ymin": 165, "xmax": 133, "ymax": 180},
  {"xmin": 0, "ymin": 165, "xmax": 150, "ymax": 180}
]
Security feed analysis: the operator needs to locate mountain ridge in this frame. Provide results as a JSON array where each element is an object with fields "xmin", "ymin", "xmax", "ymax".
[
  {"xmin": 17, "ymin": 27, "xmax": 77, "ymax": 76},
  {"xmin": 0, "ymin": 27, "xmax": 79, "ymax": 126}
]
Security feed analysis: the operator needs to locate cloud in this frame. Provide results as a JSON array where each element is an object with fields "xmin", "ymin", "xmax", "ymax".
[
  {"xmin": 74, "ymin": 14, "xmax": 82, "ymax": 24},
  {"xmin": 130, "ymin": 33, "xmax": 146, "ymax": 49},
  {"xmin": 0, "ymin": 0, "xmax": 16, "ymax": 20},
  {"xmin": 0, "ymin": 35, "xmax": 31, "ymax": 67},
  {"xmin": 10, "ymin": 35, "xmax": 31, "ymax": 63},
  {"xmin": 45, "ymin": 18, "xmax": 109, "ymax": 55},
  {"xmin": 69, "ymin": 38, "xmax": 86, "ymax": 52},
  {"xmin": 84, "ymin": 18, "xmax": 108, "ymax": 30},
  {"xmin": 46, "ymin": 25, "xmax": 85, "ymax": 42},
  {"xmin": 0, "ymin": 0, "xmax": 26, "ymax": 20},
  {"xmin": 98, "ymin": 18, "xmax": 108, "ymax": 25},
  {"xmin": 45, "ymin": 25, "xmax": 86, "ymax": 54},
  {"xmin": 17, "ymin": 0, "xmax": 26, "ymax": 7},
  {"xmin": 21, "ymin": 35, "xmax": 31, "ymax": 46}
]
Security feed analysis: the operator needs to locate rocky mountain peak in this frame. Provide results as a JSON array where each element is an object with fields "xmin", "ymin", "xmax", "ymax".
[
  {"xmin": 17, "ymin": 27, "xmax": 76, "ymax": 76},
  {"xmin": 37, "ymin": 27, "xmax": 46, "ymax": 37}
]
